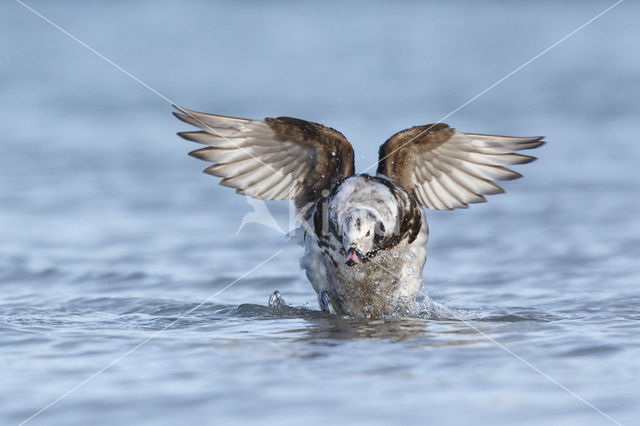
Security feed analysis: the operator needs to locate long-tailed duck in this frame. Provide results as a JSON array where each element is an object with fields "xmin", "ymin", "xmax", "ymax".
[{"xmin": 173, "ymin": 105, "xmax": 543, "ymax": 317}]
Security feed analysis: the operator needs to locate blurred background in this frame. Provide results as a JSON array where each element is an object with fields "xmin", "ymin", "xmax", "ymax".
[{"xmin": 1, "ymin": 1, "xmax": 639, "ymax": 425}]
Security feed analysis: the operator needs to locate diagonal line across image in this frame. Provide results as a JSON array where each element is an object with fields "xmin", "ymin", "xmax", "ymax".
[
  {"xmin": 12, "ymin": 1, "xmax": 626, "ymax": 425},
  {"xmin": 18, "ymin": 251, "xmax": 283, "ymax": 425},
  {"xmin": 359, "ymin": 0, "xmax": 624, "ymax": 176}
]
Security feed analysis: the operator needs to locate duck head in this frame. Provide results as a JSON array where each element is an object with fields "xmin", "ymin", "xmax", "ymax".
[{"xmin": 341, "ymin": 208, "xmax": 386, "ymax": 266}]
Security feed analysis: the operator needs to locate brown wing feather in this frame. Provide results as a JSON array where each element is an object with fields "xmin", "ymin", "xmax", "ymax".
[
  {"xmin": 377, "ymin": 124, "xmax": 544, "ymax": 210},
  {"xmin": 173, "ymin": 105, "xmax": 354, "ymax": 215},
  {"xmin": 265, "ymin": 116, "xmax": 354, "ymax": 209}
]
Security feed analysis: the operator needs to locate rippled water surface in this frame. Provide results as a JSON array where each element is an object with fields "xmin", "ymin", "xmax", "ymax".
[{"xmin": 1, "ymin": 1, "xmax": 639, "ymax": 425}]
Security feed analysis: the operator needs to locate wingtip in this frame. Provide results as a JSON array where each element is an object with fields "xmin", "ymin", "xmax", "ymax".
[
  {"xmin": 188, "ymin": 147, "xmax": 216, "ymax": 161},
  {"xmin": 188, "ymin": 148, "xmax": 202, "ymax": 159},
  {"xmin": 516, "ymin": 154, "xmax": 538, "ymax": 165},
  {"xmin": 529, "ymin": 136, "xmax": 545, "ymax": 146},
  {"xmin": 173, "ymin": 111, "xmax": 195, "ymax": 126},
  {"xmin": 172, "ymin": 104, "xmax": 198, "ymax": 119},
  {"xmin": 517, "ymin": 137, "xmax": 545, "ymax": 151},
  {"xmin": 533, "ymin": 136, "xmax": 546, "ymax": 146},
  {"xmin": 503, "ymin": 170, "xmax": 523, "ymax": 181}
]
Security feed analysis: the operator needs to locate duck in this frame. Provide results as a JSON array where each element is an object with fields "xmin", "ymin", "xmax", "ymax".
[{"xmin": 173, "ymin": 105, "xmax": 543, "ymax": 317}]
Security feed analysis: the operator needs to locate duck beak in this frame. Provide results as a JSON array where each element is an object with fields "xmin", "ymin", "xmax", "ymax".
[{"xmin": 345, "ymin": 247, "xmax": 362, "ymax": 266}]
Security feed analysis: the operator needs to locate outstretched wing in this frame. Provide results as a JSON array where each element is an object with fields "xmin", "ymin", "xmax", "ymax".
[
  {"xmin": 173, "ymin": 105, "xmax": 355, "ymax": 212},
  {"xmin": 377, "ymin": 123, "xmax": 544, "ymax": 210}
]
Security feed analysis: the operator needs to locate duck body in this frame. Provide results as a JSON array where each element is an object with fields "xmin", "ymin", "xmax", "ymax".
[{"xmin": 301, "ymin": 174, "xmax": 428, "ymax": 317}]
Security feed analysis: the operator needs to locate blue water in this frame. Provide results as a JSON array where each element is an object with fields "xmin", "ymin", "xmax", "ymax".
[{"xmin": 1, "ymin": 1, "xmax": 639, "ymax": 425}]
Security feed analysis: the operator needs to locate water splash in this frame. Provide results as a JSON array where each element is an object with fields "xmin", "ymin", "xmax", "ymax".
[{"xmin": 268, "ymin": 290, "xmax": 287, "ymax": 309}]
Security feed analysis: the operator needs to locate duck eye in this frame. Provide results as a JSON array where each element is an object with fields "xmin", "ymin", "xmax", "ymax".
[{"xmin": 366, "ymin": 230, "xmax": 371, "ymax": 237}]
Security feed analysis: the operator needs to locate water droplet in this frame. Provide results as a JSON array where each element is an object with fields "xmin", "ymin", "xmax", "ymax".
[{"xmin": 269, "ymin": 290, "xmax": 286, "ymax": 308}]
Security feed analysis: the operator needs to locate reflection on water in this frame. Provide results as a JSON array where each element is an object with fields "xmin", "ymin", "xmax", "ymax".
[
  {"xmin": 286, "ymin": 316, "xmax": 430, "ymax": 343},
  {"xmin": 198, "ymin": 297, "xmax": 558, "ymax": 347},
  {"xmin": 295, "ymin": 316, "xmax": 493, "ymax": 347}
]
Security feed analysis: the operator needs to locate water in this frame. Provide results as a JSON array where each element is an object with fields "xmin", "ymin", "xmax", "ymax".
[{"xmin": 1, "ymin": 1, "xmax": 639, "ymax": 425}]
